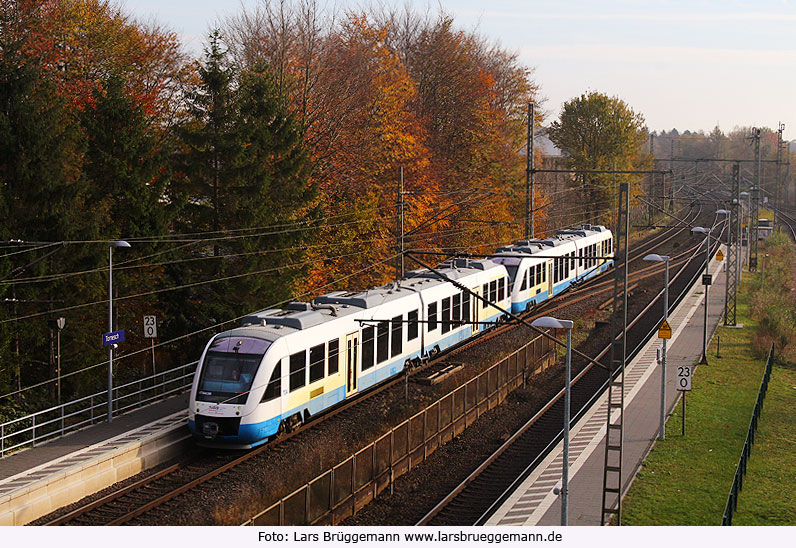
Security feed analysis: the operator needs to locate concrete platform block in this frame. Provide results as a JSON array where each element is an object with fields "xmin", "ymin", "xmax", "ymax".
[
  {"xmin": 14, "ymin": 496, "xmax": 53, "ymax": 526},
  {"xmin": 0, "ymin": 510, "xmax": 14, "ymax": 526},
  {"xmin": 66, "ymin": 482, "xmax": 87, "ymax": 504},
  {"xmin": 48, "ymin": 485, "xmax": 76, "ymax": 511},
  {"xmin": 114, "ymin": 458, "xmax": 144, "ymax": 482}
]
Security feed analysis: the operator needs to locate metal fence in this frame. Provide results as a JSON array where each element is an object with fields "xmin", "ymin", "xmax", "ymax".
[
  {"xmin": 721, "ymin": 344, "xmax": 774, "ymax": 526},
  {"xmin": 242, "ymin": 332, "xmax": 553, "ymax": 526},
  {"xmin": 0, "ymin": 361, "xmax": 196, "ymax": 458}
]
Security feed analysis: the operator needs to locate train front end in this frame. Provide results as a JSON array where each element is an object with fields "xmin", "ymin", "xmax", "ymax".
[{"xmin": 188, "ymin": 334, "xmax": 281, "ymax": 448}]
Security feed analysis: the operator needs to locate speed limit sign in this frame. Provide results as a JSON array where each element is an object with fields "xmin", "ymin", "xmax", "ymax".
[
  {"xmin": 143, "ymin": 315, "xmax": 158, "ymax": 338},
  {"xmin": 677, "ymin": 364, "xmax": 692, "ymax": 391}
]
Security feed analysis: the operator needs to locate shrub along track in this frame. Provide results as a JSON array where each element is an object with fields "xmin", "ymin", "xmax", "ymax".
[{"xmin": 36, "ymin": 207, "xmax": 706, "ymax": 526}]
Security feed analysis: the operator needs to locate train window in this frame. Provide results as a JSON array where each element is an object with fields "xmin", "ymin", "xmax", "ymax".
[
  {"xmin": 391, "ymin": 315, "xmax": 403, "ymax": 357},
  {"xmin": 428, "ymin": 302, "xmax": 438, "ymax": 331},
  {"xmin": 441, "ymin": 297, "xmax": 451, "ymax": 334},
  {"xmin": 260, "ymin": 365, "xmax": 281, "ymax": 402},
  {"xmin": 482, "ymin": 284, "xmax": 489, "ymax": 309},
  {"xmin": 328, "ymin": 339, "xmax": 339, "ymax": 374},
  {"xmin": 309, "ymin": 344, "xmax": 325, "ymax": 383},
  {"xmin": 377, "ymin": 321, "xmax": 389, "ymax": 363},
  {"xmin": 462, "ymin": 292, "xmax": 470, "ymax": 324},
  {"xmin": 520, "ymin": 270, "xmax": 527, "ymax": 291},
  {"xmin": 497, "ymin": 278, "xmax": 504, "ymax": 301},
  {"xmin": 570, "ymin": 252, "xmax": 575, "ymax": 272},
  {"xmin": 536, "ymin": 264, "xmax": 542, "ymax": 286},
  {"xmin": 289, "ymin": 351, "xmax": 306, "ymax": 392},
  {"xmin": 362, "ymin": 326, "xmax": 375, "ymax": 370},
  {"xmin": 452, "ymin": 293, "xmax": 461, "ymax": 325},
  {"xmin": 490, "ymin": 280, "xmax": 497, "ymax": 302},
  {"xmin": 408, "ymin": 310, "xmax": 419, "ymax": 340}
]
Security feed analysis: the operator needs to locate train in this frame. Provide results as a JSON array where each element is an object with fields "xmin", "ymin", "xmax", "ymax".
[
  {"xmin": 188, "ymin": 224, "xmax": 613, "ymax": 448},
  {"xmin": 756, "ymin": 218, "xmax": 773, "ymax": 240}
]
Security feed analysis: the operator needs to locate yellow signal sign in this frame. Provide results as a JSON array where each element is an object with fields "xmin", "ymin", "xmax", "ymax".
[
  {"xmin": 658, "ymin": 319, "xmax": 672, "ymax": 339},
  {"xmin": 716, "ymin": 250, "xmax": 724, "ymax": 261}
]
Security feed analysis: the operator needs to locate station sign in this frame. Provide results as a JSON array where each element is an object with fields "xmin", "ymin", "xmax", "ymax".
[
  {"xmin": 677, "ymin": 364, "xmax": 692, "ymax": 391},
  {"xmin": 702, "ymin": 274, "xmax": 712, "ymax": 286},
  {"xmin": 658, "ymin": 319, "xmax": 672, "ymax": 339},
  {"xmin": 102, "ymin": 329, "xmax": 125, "ymax": 346}
]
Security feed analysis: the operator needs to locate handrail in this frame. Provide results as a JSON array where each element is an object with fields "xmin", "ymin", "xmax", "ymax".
[
  {"xmin": 721, "ymin": 344, "xmax": 774, "ymax": 525},
  {"xmin": 0, "ymin": 361, "xmax": 196, "ymax": 458}
]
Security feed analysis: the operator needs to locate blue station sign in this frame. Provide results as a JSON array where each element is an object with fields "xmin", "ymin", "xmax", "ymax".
[{"xmin": 103, "ymin": 329, "xmax": 125, "ymax": 346}]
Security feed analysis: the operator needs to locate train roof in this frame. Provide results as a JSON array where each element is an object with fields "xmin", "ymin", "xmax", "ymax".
[{"xmin": 218, "ymin": 258, "xmax": 505, "ymax": 342}]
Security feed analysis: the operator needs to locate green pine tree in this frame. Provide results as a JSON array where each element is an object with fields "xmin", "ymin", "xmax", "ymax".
[
  {"xmin": 168, "ymin": 32, "xmax": 314, "ymax": 355},
  {"xmin": 0, "ymin": 1, "xmax": 88, "ymax": 405}
]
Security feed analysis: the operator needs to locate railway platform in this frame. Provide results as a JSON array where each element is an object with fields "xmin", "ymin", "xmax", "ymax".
[
  {"xmin": 0, "ymin": 394, "xmax": 190, "ymax": 525},
  {"xmin": 487, "ymin": 247, "xmax": 730, "ymax": 526}
]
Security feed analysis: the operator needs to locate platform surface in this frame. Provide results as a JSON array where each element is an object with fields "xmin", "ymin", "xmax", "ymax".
[{"xmin": 0, "ymin": 393, "xmax": 189, "ymax": 488}]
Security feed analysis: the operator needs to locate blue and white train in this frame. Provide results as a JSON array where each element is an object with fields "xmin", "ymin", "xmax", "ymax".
[{"xmin": 188, "ymin": 225, "xmax": 613, "ymax": 448}]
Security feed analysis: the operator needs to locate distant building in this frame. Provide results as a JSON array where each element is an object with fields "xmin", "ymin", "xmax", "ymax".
[{"xmin": 518, "ymin": 127, "xmax": 563, "ymax": 158}]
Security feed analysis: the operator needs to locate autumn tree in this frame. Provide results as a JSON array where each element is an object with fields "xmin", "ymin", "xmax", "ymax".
[
  {"xmin": 386, "ymin": 11, "xmax": 539, "ymax": 252},
  {"xmin": 170, "ymin": 30, "xmax": 313, "ymax": 336},
  {"xmin": 548, "ymin": 91, "xmax": 650, "ymax": 225},
  {"xmin": 0, "ymin": 0, "xmax": 92, "ymax": 402}
]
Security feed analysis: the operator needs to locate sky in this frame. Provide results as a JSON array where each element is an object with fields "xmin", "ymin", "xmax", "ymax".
[{"xmin": 122, "ymin": 0, "xmax": 796, "ymax": 140}]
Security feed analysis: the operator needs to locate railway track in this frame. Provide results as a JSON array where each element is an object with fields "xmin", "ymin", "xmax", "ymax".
[
  {"xmin": 42, "ymin": 206, "xmax": 707, "ymax": 526},
  {"xmin": 416, "ymin": 208, "xmax": 723, "ymax": 526}
]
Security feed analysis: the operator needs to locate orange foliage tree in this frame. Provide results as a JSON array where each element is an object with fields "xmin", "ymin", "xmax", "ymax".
[
  {"xmin": 225, "ymin": 2, "xmax": 542, "ymax": 294},
  {"xmin": 17, "ymin": 0, "xmax": 184, "ymax": 122}
]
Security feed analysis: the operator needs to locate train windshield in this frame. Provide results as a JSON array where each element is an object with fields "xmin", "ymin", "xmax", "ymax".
[{"xmin": 196, "ymin": 336, "xmax": 271, "ymax": 404}]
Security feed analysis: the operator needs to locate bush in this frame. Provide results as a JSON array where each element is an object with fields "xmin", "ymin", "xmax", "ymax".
[{"xmin": 747, "ymin": 233, "xmax": 796, "ymax": 360}]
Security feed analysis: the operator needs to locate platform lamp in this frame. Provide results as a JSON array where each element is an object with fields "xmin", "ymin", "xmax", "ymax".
[
  {"xmin": 740, "ymin": 192, "xmax": 750, "ymax": 263},
  {"xmin": 531, "ymin": 316, "xmax": 574, "ymax": 526},
  {"xmin": 643, "ymin": 254, "xmax": 669, "ymax": 440},
  {"xmin": 691, "ymin": 227, "xmax": 711, "ymax": 365},
  {"xmin": 107, "ymin": 240, "xmax": 131, "ymax": 422}
]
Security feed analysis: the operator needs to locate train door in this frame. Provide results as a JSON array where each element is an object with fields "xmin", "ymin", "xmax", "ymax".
[
  {"xmin": 344, "ymin": 332, "xmax": 359, "ymax": 397},
  {"xmin": 472, "ymin": 286, "xmax": 481, "ymax": 334},
  {"xmin": 547, "ymin": 260, "xmax": 554, "ymax": 296}
]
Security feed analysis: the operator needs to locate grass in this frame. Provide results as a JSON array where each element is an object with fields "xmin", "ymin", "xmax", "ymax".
[
  {"xmin": 622, "ymin": 272, "xmax": 795, "ymax": 525},
  {"xmin": 732, "ymin": 358, "xmax": 796, "ymax": 525}
]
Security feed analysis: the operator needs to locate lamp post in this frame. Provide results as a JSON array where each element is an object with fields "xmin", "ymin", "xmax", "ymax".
[
  {"xmin": 107, "ymin": 240, "xmax": 130, "ymax": 422},
  {"xmin": 740, "ymin": 191, "xmax": 750, "ymax": 267},
  {"xmin": 643, "ymin": 254, "xmax": 669, "ymax": 440},
  {"xmin": 691, "ymin": 227, "xmax": 711, "ymax": 364},
  {"xmin": 531, "ymin": 316, "xmax": 574, "ymax": 526},
  {"xmin": 55, "ymin": 317, "xmax": 65, "ymax": 406},
  {"xmin": 715, "ymin": 209, "xmax": 730, "ymax": 325}
]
